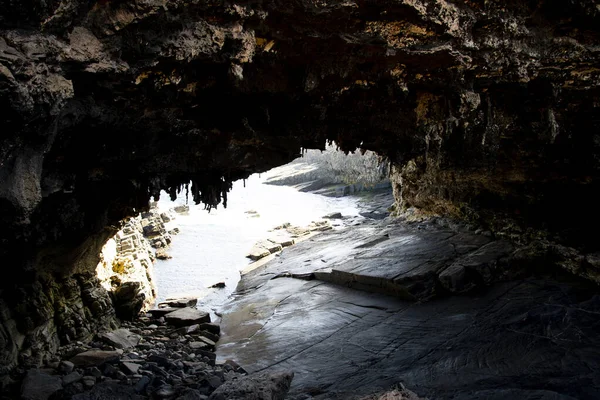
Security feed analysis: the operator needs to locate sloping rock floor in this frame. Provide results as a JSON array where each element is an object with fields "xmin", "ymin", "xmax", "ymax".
[{"xmin": 217, "ymin": 208, "xmax": 600, "ymax": 399}]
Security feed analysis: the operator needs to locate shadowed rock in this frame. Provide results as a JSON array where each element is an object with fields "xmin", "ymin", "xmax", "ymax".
[
  {"xmin": 70, "ymin": 350, "xmax": 120, "ymax": 367},
  {"xmin": 99, "ymin": 329, "xmax": 141, "ymax": 349},
  {"xmin": 208, "ymin": 371, "xmax": 294, "ymax": 400},
  {"xmin": 21, "ymin": 369, "xmax": 62, "ymax": 400}
]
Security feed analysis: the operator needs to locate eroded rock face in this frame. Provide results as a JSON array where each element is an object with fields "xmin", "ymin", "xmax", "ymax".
[{"xmin": 0, "ymin": 0, "xmax": 599, "ymax": 373}]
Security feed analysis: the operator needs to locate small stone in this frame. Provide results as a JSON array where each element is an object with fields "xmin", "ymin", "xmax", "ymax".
[
  {"xmin": 121, "ymin": 361, "xmax": 141, "ymax": 375},
  {"xmin": 99, "ymin": 329, "xmax": 141, "ymax": 349},
  {"xmin": 154, "ymin": 384, "xmax": 176, "ymax": 398},
  {"xmin": 207, "ymin": 375, "xmax": 222, "ymax": 390},
  {"xmin": 134, "ymin": 375, "xmax": 151, "ymax": 393},
  {"xmin": 198, "ymin": 323, "xmax": 220, "ymax": 335},
  {"xmin": 102, "ymin": 364, "xmax": 119, "ymax": 377},
  {"xmin": 58, "ymin": 360, "xmax": 75, "ymax": 374},
  {"xmin": 173, "ymin": 205, "xmax": 189, "ymax": 214},
  {"xmin": 62, "ymin": 371, "xmax": 82, "ymax": 386},
  {"xmin": 85, "ymin": 367, "xmax": 102, "ymax": 378},
  {"xmin": 115, "ymin": 371, "xmax": 128, "ymax": 381},
  {"xmin": 82, "ymin": 375, "xmax": 96, "ymax": 389},
  {"xmin": 189, "ymin": 341, "xmax": 209, "ymax": 350},
  {"xmin": 156, "ymin": 248, "xmax": 172, "ymax": 260},
  {"xmin": 322, "ymin": 212, "xmax": 343, "ymax": 219}
]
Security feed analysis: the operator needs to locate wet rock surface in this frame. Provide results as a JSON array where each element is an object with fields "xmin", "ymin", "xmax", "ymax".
[{"xmin": 218, "ymin": 198, "xmax": 600, "ymax": 399}]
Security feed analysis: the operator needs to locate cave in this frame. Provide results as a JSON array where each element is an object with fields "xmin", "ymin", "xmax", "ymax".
[{"xmin": 1, "ymin": 0, "xmax": 599, "ymax": 398}]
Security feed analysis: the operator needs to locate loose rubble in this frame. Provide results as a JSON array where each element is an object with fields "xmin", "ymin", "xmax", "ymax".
[{"xmin": 8, "ymin": 299, "xmax": 293, "ymax": 400}]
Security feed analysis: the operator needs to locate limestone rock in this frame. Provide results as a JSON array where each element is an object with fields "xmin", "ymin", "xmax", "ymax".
[
  {"xmin": 246, "ymin": 246, "xmax": 271, "ymax": 261},
  {"xmin": 155, "ymin": 248, "xmax": 172, "ymax": 260},
  {"xmin": 207, "ymin": 371, "xmax": 294, "ymax": 400}
]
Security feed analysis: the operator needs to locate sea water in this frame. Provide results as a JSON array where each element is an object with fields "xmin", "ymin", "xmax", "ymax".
[{"xmin": 153, "ymin": 172, "xmax": 360, "ymax": 316}]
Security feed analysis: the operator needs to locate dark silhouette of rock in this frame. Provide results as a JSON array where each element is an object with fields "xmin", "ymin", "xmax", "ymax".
[
  {"xmin": 21, "ymin": 369, "xmax": 62, "ymax": 400},
  {"xmin": 207, "ymin": 371, "xmax": 294, "ymax": 400}
]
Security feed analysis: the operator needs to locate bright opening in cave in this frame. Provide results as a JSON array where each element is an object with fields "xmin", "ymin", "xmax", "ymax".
[{"xmin": 96, "ymin": 145, "xmax": 392, "ymax": 322}]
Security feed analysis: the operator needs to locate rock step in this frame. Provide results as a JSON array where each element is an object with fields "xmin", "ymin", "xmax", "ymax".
[
  {"xmin": 314, "ymin": 269, "xmax": 417, "ymax": 300},
  {"xmin": 309, "ymin": 240, "xmax": 515, "ymax": 301}
]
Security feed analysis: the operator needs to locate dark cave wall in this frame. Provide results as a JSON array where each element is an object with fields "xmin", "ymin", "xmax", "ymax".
[{"xmin": 0, "ymin": 0, "xmax": 599, "ymax": 372}]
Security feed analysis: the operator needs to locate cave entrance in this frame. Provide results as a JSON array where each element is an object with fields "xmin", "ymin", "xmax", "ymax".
[{"xmin": 96, "ymin": 144, "xmax": 391, "ymax": 321}]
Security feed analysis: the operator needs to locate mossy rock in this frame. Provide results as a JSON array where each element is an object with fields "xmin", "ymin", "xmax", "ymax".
[{"xmin": 112, "ymin": 259, "xmax": 131, "ymax": 274}]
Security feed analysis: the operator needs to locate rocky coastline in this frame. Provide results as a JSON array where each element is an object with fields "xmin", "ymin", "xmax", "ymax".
[{"xmin": 95, "ymin": 203, "xmax": 186, "ymax": 321}]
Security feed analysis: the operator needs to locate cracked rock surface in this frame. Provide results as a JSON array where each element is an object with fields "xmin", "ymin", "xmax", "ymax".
[{"xmin": 218, "ymin": 213, "xmax": 600, "ymax": 399}]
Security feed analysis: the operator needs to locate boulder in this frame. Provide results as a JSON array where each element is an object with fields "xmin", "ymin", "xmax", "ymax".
[
  {"xmin": 247, "ymin": 240, "xmax": 283, "ymax": 260},
  {"xmin": 322, "ymin": 212, "xmax": 343, "ymax": 219},
  {"xmin": 21, "ymin": 369, "xmax": 62, "ymax": 400},
  {"xmin": 159, "ymin": 298, "xmax": 198, "ymax": 308},
  {"xmin": 58, "ymin": 360, "xmax": 75, "ymax": 374},
  {"xmin": 121, "ymin": 361, "xmax": 141, "ymax": 375},
  {"xmin": 111, "ymin": 282, "xmax": 146, "ymax": 321},
  {"xmin": 173, "ymin": 205, "xmax": 190, "ymax": 214},
  {"xmin": 99, "ymin": 329, "xmax": 141, "ymax": 349},
  {"xmin": 208, "ymin": 371, "xmax": 294, "ymax": 400},
  {"xmin": 70, "ymin": 350, "xmax": 120, "ymax": 367},
  {"xmin": 148, "ymin": 307, "xmax": 180, "ymax": 317},
  {"xmin": 246, "ymin": 245, "xmax": 271, "ymax": 261},
  {"xmin": 155, "ymin": 248, "xmax": 172, "ymax": 260},
  {"xmin": 164, "ymin": 307, "xmax": 211, "ymax": 327}
]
